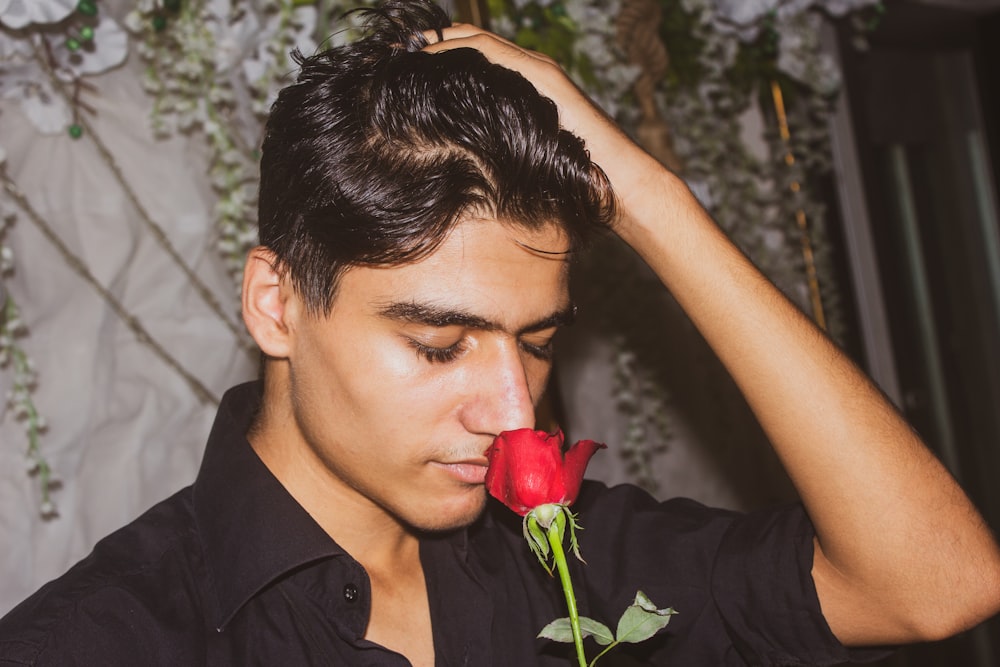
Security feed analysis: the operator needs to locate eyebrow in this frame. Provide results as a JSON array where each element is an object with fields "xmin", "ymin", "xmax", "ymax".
[{"xmin": 377, "ymin": 301, "xmax": 576, "ymax": 335}]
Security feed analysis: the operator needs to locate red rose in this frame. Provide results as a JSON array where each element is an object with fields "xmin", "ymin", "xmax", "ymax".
[
  {"xmin": 485, "ymin": 428, "xmax": 606, "ymax": 516},
  {"xmin": 485, "ymin": 429, "xmax": 673, "ymax": 665}
]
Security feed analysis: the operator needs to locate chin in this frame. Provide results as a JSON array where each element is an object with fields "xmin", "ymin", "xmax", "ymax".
[{"xmin": 408, "ymin": 491, "xmax": 488, "ymax": 534}]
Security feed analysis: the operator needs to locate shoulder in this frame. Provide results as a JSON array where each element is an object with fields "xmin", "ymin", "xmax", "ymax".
[
  {"xmin": 0, "ymin": 488, "xmax": 208, "ymax": 665},
  {"xmin": 575, "ymin": 480, "xmax": 742, "ymax": 542},
  {"xmin": 572, "ymin": 482, "xmax": 864, "ymax": 665},
  {"xmin": 570, "ymin": 479, "xmax": 815, "ymax": 588}
]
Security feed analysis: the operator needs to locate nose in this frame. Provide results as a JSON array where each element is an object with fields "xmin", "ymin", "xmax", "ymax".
[{"xmin": 462, "ymin": 339, "xmax": 537, "ymax": 437}]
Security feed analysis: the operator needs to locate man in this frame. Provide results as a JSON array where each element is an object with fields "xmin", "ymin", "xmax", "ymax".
[{"xmin": 1, "ymin": 2, "xmax": 998, "ymax": 665}]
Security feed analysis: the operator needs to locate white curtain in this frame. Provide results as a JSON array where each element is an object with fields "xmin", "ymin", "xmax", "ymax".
[{"xmin": 0, "ymin": 52, "xmax": 257, "ymax": 615}]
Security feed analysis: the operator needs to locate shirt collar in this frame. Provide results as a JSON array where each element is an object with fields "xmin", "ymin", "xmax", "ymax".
[{"xmin": 192, "ymin": 381, "xmax": 343, "ymax": 631}]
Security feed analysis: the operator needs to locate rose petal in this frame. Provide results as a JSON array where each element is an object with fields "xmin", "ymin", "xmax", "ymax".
[
  {"xmin": 487, "ymin": 429, "xmax": 565, "ymax": 515},
  {"xmin": 560, "ymin": 439, "xmax": 607, "ymax": 505}
]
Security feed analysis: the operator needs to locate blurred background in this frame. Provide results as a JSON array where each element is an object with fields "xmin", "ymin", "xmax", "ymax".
[{"xmin": 1, "ymin": 0, "xmax": 997, "ymax": 663}]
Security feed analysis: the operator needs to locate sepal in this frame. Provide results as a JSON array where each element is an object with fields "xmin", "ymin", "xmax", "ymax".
[{"xmin": 523, "ymin": 513, "xmax": 553, "ymax": 575}]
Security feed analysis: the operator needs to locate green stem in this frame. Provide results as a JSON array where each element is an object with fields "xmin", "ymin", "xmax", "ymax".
[
  {"xmin": 588, "ymin": 640, "xmax": 619, "ymax": 667},
  {"xmin": 547, "ymin": 520, "xmax": 587, "ymax": 667}
]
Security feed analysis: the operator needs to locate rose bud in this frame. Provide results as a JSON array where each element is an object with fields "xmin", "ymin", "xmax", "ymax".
[{"xmin": 485, "ymin": 428, "xmax": 606, "ymax": 516}]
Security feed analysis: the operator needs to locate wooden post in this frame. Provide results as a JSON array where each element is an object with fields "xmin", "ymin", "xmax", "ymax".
[{"xmin": 451, "ymin": 0, "xmax": 490, "ymax": 29}]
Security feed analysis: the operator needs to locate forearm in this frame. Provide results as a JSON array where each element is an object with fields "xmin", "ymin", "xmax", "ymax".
[{"xmin": 616, "ymin": 169, "xmax": 1000, "ymax": 643}]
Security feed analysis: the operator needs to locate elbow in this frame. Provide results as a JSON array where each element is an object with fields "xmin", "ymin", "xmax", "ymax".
[
  {"xmin": 905, "ymin": 554, "xmax": 1000, "ymax": 643},
  {"xmin": 907, "ymin": 514, "xmax": 1000, "ymax": 643}
]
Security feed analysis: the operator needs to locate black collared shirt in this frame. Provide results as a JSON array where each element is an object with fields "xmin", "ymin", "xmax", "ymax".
[{"xmin": 0, "ymin": 382, "xmax": 883, "ymax": 665}]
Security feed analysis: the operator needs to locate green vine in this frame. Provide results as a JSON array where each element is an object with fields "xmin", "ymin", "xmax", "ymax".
[
  {"xmin": 3, "ymin": 300, "xmax": 56, "ymax": 517},
  {"xmin": 0, "ymin": 198, "xmax": 55, "ymax": 518},
  {"xmin": 656, "ymin": 0, "xmax": 705, "ymax": 91},
  {"xmin": 133, "ymin": 0, "xmax": 274, "ymax": 285},
  {"xmin": 489, "ymin": 0, "xmax": 598, "ymax": 89}
]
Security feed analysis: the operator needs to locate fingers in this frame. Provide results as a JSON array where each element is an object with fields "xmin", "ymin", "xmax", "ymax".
[
  {"xmin": 422, "ymin": 22, "xmax": 502, "ymax": 45},
  {"xmin": 429, "ymin": 23, "xmax": 481, "ymax": 41},
  {"xmin": 421, "ymin": 24, "xmax": 558, "ymax": 68},
  {"xmin": 415, "ymin": 18, "xmax": 648, "ymax": 207},
  {"xmin": 420, "ymin": 23, "xmax": 477, "ymax": 48},
  {"xmin": 420, "ymin": 35, "xmax": 563, "ymax": 110}
]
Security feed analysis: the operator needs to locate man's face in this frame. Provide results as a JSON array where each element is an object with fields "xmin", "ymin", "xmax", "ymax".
[{"xmin": 283, "ymin": 217, "xmax": 572, "ymax": 532}]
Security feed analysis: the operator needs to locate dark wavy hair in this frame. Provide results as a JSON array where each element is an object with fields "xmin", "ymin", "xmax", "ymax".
[{"xmin": 258, "ymin": 0, "xmax": 616, "ymax": 315}]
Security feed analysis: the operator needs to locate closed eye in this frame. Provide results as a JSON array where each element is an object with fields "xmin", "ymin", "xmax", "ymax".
[
  {"xmin": 519, "ymin": 335, "xmax": 555, "ymax": 361},
  {"xmin": 407, "ymin": 337, "xmax": 469, "ymax": 364},
  {"xmin": 520, "ymin": 340, "xmax": 554, "ymax": 361}
]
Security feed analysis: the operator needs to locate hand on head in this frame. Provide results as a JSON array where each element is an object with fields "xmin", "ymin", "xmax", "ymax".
[{"xmin": 420, "ymin": 22, "xmax": 670, "ymax": 235}]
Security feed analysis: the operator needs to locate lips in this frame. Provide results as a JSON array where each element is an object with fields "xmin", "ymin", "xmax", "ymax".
[{"xmin": 434, "ymin": 458, "xmax": 489, "ymax": 484}]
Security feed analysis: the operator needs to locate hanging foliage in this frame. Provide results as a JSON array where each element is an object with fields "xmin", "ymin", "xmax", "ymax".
[
  {"xmin": 0, "ymin": 0, "xmax": 883, "ymax": 509},
  {"xmin": 487, "ymin": 0, "xmax": 883, "ymax": 489}
]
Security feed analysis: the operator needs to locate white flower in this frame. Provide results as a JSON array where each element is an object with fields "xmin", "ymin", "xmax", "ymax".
[
  {"xmin": 704, "ymin": 0, "xmax": 879, "ymax": 41},
  {"xmin": 123, "ymin": 9, "xmax": 145, "ymax": 34},
  {"xmin": 56, "ymin": 16, "xmax": 130, "ymax": 76},
  {"xmin": 242, "ymin": 5, "xmax": 317, "ymax": 86},
  {"xmin": 818, "ymin": 0, "xmax": 878, "ymax": 16},
  {"xmin": 0, "ymin": 25, "xmax": 32, "ymax": 60},
  {"xmin": 774, "ymin": 11, "xmax": 841, "ymax": 94},
  {"xmin": 0, "ymin": 0, "xmax": 75, "ymax": 30},
  {"xmin": 0, "ymin": 245, "xmax": 14, "ymax": 272},
  {"xmin": 1, "ymin": 76, "xmax": 71, "ymax": 135},
  {"xmin": 0, "ymin": 15, "xmax": 128, "ymax": 134},
  {"xmin": 709, "ymin": 0, "xmax": 779, "ymax": 28},
  {"xmin": 214, "ymin": 4, "xmax": 263, "ymax": 73}
]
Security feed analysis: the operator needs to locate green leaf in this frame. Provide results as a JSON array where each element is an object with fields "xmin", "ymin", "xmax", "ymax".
[
  {"xmin": 538, "ymin": 617, "xmax": 575, "ymax": 643},
  {"xmin": 537, "ymin": 616, "xmax": 614, "ymax": 646},
  {"xmin": 614, "ymin": 591, "xmax": 677, "ymax": 644},
  {"xmin": 633, "ymin": 590, "xmax": 658, "ymax": 613},
  {"xmin": 579, "ymin": 617, "xmax": 615, "ymax": 646}
]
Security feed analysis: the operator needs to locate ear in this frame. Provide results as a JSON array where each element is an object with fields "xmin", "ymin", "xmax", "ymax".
[{"xmin": 242, "ymin": 247, "xmax": 294, "ymax": 359}]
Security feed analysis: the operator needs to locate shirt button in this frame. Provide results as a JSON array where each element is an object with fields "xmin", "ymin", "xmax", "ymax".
[{"xmin": 343, "ymin": 583, "xmax": 359, "ymax": 603}]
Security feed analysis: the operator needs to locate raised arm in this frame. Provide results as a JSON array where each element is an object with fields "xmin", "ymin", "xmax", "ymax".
[{"xmin": 425, "ymin": 25, "xmax": 1000, "ymax": 645}]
